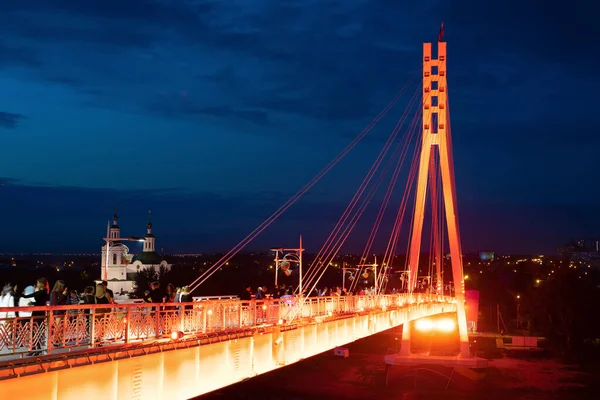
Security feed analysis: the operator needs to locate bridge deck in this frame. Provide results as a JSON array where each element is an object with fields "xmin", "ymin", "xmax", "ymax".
[
  {"xmin": 0, "ymin": 294, "xmax": 457, "ymax": 399},
  {"xmin": 0, "ymin": 293, "xmax": 452, "ymax": 363}
]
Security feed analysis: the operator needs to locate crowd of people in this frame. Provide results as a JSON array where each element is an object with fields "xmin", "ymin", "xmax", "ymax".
[
  {"xmin": 142, "ymin": 282, "xmax": 193, "ymax": 304},
  {"xmin": 0, "ymin": 278, "xmax": 117, "ymax": 318},
  {"xmin": 0, "ymin": 279, "xmax": 199, "ymax": 316},
  {"xmin": 238, "ymin": 284, "xmax": 399, "ymax": 300}
]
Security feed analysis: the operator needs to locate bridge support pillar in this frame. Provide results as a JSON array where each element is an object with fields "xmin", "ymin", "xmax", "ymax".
[
  {"xmin": 399, "ymin": 323, "xmax": 411, "ymax": 356},
  {"xmin": 456, "ymin": 299, "xmax": 471, "ymax": 358}
]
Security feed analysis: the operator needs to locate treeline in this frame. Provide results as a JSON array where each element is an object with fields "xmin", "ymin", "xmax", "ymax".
[{"xmin": 467, "ymin": 259, "xmax": 600, "ymax": 359}]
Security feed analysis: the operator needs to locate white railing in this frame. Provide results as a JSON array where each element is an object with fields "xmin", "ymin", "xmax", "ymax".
[{"xmin": 0, "ymin": 293, "xmax": 454, "ymax": 359}]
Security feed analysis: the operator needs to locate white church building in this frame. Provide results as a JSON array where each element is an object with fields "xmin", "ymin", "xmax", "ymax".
[{"xmin": 100, "ymin": 213, "xmax": 171, "ymax": 297}]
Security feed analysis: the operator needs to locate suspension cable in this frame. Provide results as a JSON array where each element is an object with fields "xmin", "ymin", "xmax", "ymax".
[
  {"xmin": 188, "ymin": 79, "xmax": 416, "ymax": 292},
  {"xmin": 306, "ymin": 84, "xmax": 420, "ymax": 287},
  {"xmin": 353, "ymin": 105, "xmax": 423, "ymax": 294},
  {"xmin": 381, "ymin": 98, "xmax": 425, "ymax": 270},
  {"xmin": 378, "ymin": 135, "xmax": 421, "ymax": 295},
  {"xmin": 301, "ymin": 82, "xmax": 421, "ymax": 289},
  {"xmin": 302, "ymin": 99, "xmax": 421, "ymax": 295},
  {"xmin": 376, "ymin": 120, "xmax": 422, "ymax": 293},
  {"xmin": 375, "ymin": 112, "xmax": 423, "ymax": 295}
]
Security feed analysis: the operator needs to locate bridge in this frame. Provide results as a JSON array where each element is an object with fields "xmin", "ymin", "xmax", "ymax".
[
  {"xmin": 0, "ymin": 294, "xmax": 457, "ymax": 398},
  {"xmin": 0, "ymin": 37, "xmax": 484, "ymax": 399}
]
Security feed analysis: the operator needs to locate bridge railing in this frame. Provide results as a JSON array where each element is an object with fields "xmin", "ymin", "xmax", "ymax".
[{"xmin": 0, "ymin": 293, "xmax": 455, "ymax": 359}]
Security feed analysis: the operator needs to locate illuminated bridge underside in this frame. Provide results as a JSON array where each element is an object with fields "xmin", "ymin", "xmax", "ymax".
[{"xmin": 2, "ymin": 300, "xmax": 455, "ymax": 400}]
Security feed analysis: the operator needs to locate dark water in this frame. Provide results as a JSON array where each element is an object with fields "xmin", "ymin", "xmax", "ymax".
[{"xmin": 195, "ymin": 329, "xmax": 598, "ymax": 400}]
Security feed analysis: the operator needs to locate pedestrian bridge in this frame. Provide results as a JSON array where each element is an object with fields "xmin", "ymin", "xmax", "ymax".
[{"xmin": 0, "ymin": 294, "xmax": 456, "ymax": 399}]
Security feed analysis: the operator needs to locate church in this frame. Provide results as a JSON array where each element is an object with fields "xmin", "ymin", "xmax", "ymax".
[{"xmin": 100, "ymin": 212, "xmax": 171, "ymax": 298}]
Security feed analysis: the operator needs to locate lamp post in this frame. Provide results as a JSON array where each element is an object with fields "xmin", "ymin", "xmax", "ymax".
[
  {"xmin": 357, "ymin": 256, "xmax": 378, "ymax": 294},
  {"xmin": 341, "ymin": 263, "xmax": 359, "ymax": 291},
  {"xmin": 397, "ymin": 269, "xmax": 410, "ymax": 292},
  {"xmin": 269, "ymin": 235, "xmax": 304, "ymax": 296},
  {"xmin": 103, "ymin": 221, "xmax": 145, "ymax": 281},
  {"xmin": 515, "ymin": 294, "xmax": 521, "ymax": 330}
]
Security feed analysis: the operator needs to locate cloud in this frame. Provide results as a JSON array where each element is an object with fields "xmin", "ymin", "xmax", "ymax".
[
  {"xmin": 1, "ymin": 0, "xmax": 200, "ymax": 27},
  {"xmin": 0, "ymin": 112, "xmax": 25, "ymax": 129},
  {"xmin": 0, "ymin": 41, "xmax": 40, "ymax": 67},
  {"xmin": 149, "ymin": 94, "xmax": 270, "ymax": 126},
  {"xmin": 443, "ymin": 0, "xmax": 598, "ymax": 67},
  {"xmin": 0, "ymin": 0, "xmax": 597, "ymax": 241},
  {"xmin": 1, "ymin": 176, "xmax": 598, "ymax": 254},
  {"xmin": 0, "ymin": 0, "xmax": 422, "ymax": 126}
]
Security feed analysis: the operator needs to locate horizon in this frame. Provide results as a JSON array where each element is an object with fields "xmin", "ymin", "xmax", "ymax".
[{"xmin": 0, "ymin": 250, "xmax": 569, "ymax": 258}]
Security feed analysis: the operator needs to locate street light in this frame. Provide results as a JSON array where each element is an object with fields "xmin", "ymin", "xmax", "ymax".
[
  {"xmin": 398, "ymin": 270, "xmax": 410, "ymax": 292},
  {"xmin": 515, "ymin": 294, "xmax": 521, "ymax": 330},
  {"xmin": 357, "ymin": 256, "xmax": 378, "ymax": 294},
  {"xmin": 341, "ymin": 263, "xmax": 359, "ymax": 291},
  {"xmin": 103, "ymin": 221, "xmax": 145, "ymax": 281},
  {"xmin": 270, "ymin": 236, "xmax": 304, "ymax": 296}
]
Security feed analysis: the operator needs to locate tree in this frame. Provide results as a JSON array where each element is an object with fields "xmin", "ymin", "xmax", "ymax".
[
  {"xmin": 132, "ymin": 266, "xmax": 172, "ymax": 298},
  {"xmin": 530, "ymin": 268, "xmax": 600, "ymax": 356}
]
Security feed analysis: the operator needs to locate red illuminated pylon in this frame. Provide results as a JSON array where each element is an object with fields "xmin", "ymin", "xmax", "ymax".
[{"xmin": 406, "ymin": 40, "xmax": 470, "ymax": 357}]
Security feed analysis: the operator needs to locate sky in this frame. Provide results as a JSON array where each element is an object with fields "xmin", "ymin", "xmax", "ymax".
[{"xmin": 0, "ymin": 0, "xmax": 597, "ymax": 255}]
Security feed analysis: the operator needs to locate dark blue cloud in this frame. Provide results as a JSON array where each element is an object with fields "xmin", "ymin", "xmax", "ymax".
[
  {"xmin": 0, "ymin": 179, "xmax": 596, "ymax": 255},
  {"xmin": 0, "ymin": 0, "xmax": 596, "ymax": 254},
  {"xmin": 0, "ymin": 41, "xmax": 40, "ymax": 67},
  {"xmin": 0, "ymin": 111, "xmax": 25, "ymax": 129}
]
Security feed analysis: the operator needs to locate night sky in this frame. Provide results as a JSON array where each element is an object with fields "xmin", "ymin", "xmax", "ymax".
[{"xmin": 0, "ymin": 1, "xmax": 596, "ymax": 255}]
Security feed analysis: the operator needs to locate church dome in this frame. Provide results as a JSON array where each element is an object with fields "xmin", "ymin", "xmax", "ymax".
[{"xmin": 133, "ymin": 251, "xmax": 162, "ymax": 265}]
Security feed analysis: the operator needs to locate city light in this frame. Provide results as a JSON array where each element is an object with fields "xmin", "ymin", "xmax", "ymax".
[{"xmin": 170, "ymin": 331, "xmax": 183, "ymax": 340}]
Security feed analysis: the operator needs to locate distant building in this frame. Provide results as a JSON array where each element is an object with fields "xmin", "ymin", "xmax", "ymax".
[
  {"xmin": 561, "ymin": 239, "xmax": 600, "ymax": 262},
  {"xmin": 99, "ymin": 213, "xmax": 171, "ymax": 297}
]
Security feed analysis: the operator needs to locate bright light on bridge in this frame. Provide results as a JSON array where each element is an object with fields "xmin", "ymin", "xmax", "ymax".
[
  {"xmin": 415, "ymin": 319, "xmax": 435, "ymax": 332},
  {"xmin": 414, "ymin": 317, "xmax": 456, "ymax": 333},
  {"xmin": 170, "ymin": 331, "xmax": 183, "ymax": 340},
  {"xmin": 436, "ymin": 318, "xmax": 456, "ymax": 332}
]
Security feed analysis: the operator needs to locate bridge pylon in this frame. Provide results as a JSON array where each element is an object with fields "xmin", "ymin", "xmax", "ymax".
[{"xmin": 405, "ymin": 40, "xmax": 470, "ymax": 358}]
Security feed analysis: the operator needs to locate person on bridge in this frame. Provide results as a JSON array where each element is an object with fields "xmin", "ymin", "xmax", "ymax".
[
  {"xmin": 81, "ymin": 286, "xmax": 95, "ymax": 309},
  {"xmin": 0, "ymin": 284, "xmax": 16, "ymax": 320},
  {"xmin": 163, "ymin": 283, "xmax": 176, "ymax": 308},
  {"xmin": 49, "ymin": 280, "xmax": 68, "ymax": 316},
  {"xmin": 94, "ymin": 284, "xmax": 110, "ymax": 313},
  {"xmin": 256, "ymin": 286, "xmax": 268, "ymax": 300},
  {"xmin": 20, "ymin": 278, "xmax": 49, "ymax": 356},
  {"xmin": 18, "ymin": 286, "xmax": 35, "ymax": 316},
  {"xmin": 275, "ymin": 284, "xmax": 286, "ymax": 298},
  {"xmin": 101, "ymin": 281, "xmax": 114, "ymax": 304},
  {"xmin": 179, "ymin": 286, "xmax": 192, "ymax": 310},
  {"xmin": 144, "ymin": 282, "xmax": 163, "ymax": 305},
  {"xmin": 239, "ymin": 285, "xmax": 252, "ymax": 301}
]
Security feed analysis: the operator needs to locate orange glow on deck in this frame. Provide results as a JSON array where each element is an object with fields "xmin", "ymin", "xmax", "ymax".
[{"xmin": 2, "ymin": 300, "xmax": 457, "ymax": 399}]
